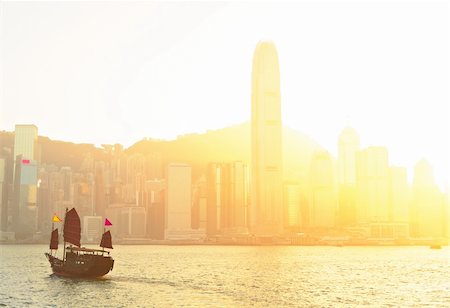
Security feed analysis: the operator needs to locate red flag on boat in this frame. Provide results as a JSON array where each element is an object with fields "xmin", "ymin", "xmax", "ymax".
[{"xmin": 104, "ymin": 218, "xmax": 112, "ymax": 226}]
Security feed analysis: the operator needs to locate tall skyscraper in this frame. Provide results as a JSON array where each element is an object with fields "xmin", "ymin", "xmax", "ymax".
[
  {"xmin": 388, "ymin": 166, "xmax": 409, "ymax": 223},
  {"xmin": 0, "ymin": 158, "xmax": 7, "ymax": 231},
  {"xmin": 13, "ymin": 124, "xmax": 39, "ymax": 208},
  {"xmin": 60, "ymin": 167, "xmax": 73, "ymax": 203},
  {"xmin": 94, "ymin": 161, "xmax": 106, "ymax": 217},
  {"xmin": 146, "ymin": 152, "xmax": 163, "ymax": 180},
  {"xmin": 0, "ymin": 148, "xmax": 13, "ymax": 233},
  {"xmin": 192, "ymin": 176, "xmax": 207, "ymax": 231},
  {"xmin": 229, "ymin": 161, "xmax": 249, "ymax": 232},
  {"xmin": 250, "ymin": 41, "xmax": 283, "ymax": 236},
  {"xmin": 12, "ymin": 155, "xmax": 38, "ymax": 238},
  {"xmin": 410, "ymin": 159, "xmax": 443, "ymax": 237},
  {"xmin": 13, "ymin": 124, "xmax": 38, "ymax": 162},
  {"xmin": 356, "ymin": 147, "xmax": 389, "ymax": 223},
  {"xmin": 309, "ymin": 151, "xmax": 336, "ymax": 228},
  {"xmin": 337, "ymin": 127, "xmax": 359, "ymax": 226},
  {"xmin": 206, "ymin": 163, "xmax": 226, "ymax": 237},
  {"xmin": 206, "ymin": 161, "xmax": 249, "ymax": 236},
  {"xmin": 165, "ymin": 163, "xmax": 196, "ymax": 239},
  {"xmin": 12, "ymin": 125, "xmax": 39, "ymax": 238},
  {"xmin": 145, "ymin": 179, "xmax": 166, "ymax": 240},
  {"xmin": 338, "ymin": 127, "xmax": 360, "ymax": 185}
]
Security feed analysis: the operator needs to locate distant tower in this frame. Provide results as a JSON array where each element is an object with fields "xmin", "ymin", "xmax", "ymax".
[
  {"xmin": 356, "ymin": 147, "xmax": 389, "ymax": 223},
  {"xmin": 250, "ymin": 41, "xmax": 283, "ymax": 235},
  {"xmin": 337, "ymin": 127, "xmax": 359, "ymax": 226},
  {"xmin": 338, "ymin": 127, "xmax": 360, "ymax": 185},
  {"xmin": 309, "ymin": 151, "xmax": 336, "ymax": 228},
  {"xmin": 411, "ymin": 159, "xmax": 443, "ymax": 237}
]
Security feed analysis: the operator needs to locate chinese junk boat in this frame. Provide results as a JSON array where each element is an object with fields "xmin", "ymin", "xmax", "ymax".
[{"xmin": 45, "ymin": 208, "xmax": 114, "ymax": 278}]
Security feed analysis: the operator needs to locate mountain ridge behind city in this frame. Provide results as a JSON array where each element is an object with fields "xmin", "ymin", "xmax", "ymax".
[{"xmin": 0, "ymin": 122, "xmax": 324, "ymax": 179}]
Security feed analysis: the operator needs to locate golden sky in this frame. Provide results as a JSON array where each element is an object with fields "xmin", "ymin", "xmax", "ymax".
[{"xmin": 0, "ymin": 1, "xmax": 448, "ymax": 187}]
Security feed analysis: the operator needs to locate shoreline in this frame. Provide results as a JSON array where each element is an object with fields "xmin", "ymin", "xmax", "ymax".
[{"xmin": 1, "ymin": 241, "xmax": 447, "ymax": 247}]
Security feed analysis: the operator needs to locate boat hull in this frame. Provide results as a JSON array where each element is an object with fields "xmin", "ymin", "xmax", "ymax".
[{"xmin": 45, "ymin": 252, "xmax": 114, "ymax": 278}]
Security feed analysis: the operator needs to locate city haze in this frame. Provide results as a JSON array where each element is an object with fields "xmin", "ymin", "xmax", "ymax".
[{"xmin": 0, "ymin": 1, "xmax": 448, "ymax": 188}]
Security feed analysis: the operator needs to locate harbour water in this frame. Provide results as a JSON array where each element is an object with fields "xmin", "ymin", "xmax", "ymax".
[{"xmin": 0, "ymin": 245, "xmax": 449, "ymax": 307}]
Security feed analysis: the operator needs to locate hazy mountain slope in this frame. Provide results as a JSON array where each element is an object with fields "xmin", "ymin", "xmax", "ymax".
[
  {"xmin": 1, "ymin": 122, "xmax": 324, "ymax": 181},
  {"xmin": 127, "ymin": 122, "xmax": 324, "ymax": 180}
]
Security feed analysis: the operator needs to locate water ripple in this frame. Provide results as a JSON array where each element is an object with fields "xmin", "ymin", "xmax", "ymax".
[{"xmin": 0, "ymin": 245, "xmax": 449, "ymax": 307}]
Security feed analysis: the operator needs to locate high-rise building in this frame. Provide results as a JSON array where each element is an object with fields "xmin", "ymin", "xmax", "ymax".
[
  {"xmin": 60, "ymin": 167, "xmax": 73, "ymax": 203},
  {"xmin": 0, "ymin": 158, "xmax": 6, "ymax": 231},
  {"xmin": 14, "ymin": 124, "xmax": 38, "ymax": 162},
  {"xmin": 250, "ymin": 41, "xmax": 283, "ymax": 236},
  {"xmin": 206, "ymin": 162, "xmax": 249, "ymax": 236},
  {"xmin": 125, "ymin": 154, "xmax": 145, "ymax": 203},
  {"xmin": 309, "ymin": 151, "xmax": 336, "ymax": 228},
  {"xmin": 83, "ymin": 216, "xmax": 103, "ymax": 242},
  {"xmin": 192, "ymin": 176, "xmax": 207, "ymax": 231},
  {"xmin": 229, "ymin": 161, "xmax": 249, "ymax": 232},
  {"xmin": 72, "ymin": 172, "xmax": 95, "ymax": 218},
  {"xmin": 36, "ymin": 167, "xmax": 50, "ymax": 233},
  {"xmin": 388, "ymin": 166, "xmax": 409, "ymax": 223},
  {"xmin": 119, "ymin": 206, "xmax": 147, "ymax": 238},
  {"xmin": 0, "ymin": 147, "xmax": 13, "ymax": 233},
  {"xmin": 12, "ymin": 156, "xmax": 38, "ymax": 238},
  {"xmin": 206, "ymin": 163, "xmax": 229, "ymax": 236},
  {"xmin": 94, "ymin": 161, "xmax": 106, "ymax": 217},
  {"xmin": 356, "ymin": 147, "xmax": 389, "ymax": 223},
  {"xmin": 337, "ymin": 127, "xmax": 359, "ymax": 227},
  {"xmin": 145, "ymin": 179, "xmax": 166, "ymax": 240},
  {"xmin": 165, "ymin": 164, "xmax": 198, "ymax": 239},
  {"xmin": 338, "ymin": 127, "xmax": 360, "ymax": 185},
  {"xmin": 146, "ymin": 152, "xmax": 163, "ymax": 180},
  {"xmin": 410, "ymin": 159, "xmax": 443, "ymax": 237}
]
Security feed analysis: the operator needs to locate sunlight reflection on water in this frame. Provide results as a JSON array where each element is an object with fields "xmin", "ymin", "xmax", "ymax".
[{"xmin": 0, "ymin": 245, "xmax": 449, "ymax": 307}]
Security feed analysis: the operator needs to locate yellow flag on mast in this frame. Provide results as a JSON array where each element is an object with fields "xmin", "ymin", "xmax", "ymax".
[{"xmin": 52, "ymin": 214, "xmax": 62, "ymax": 222}]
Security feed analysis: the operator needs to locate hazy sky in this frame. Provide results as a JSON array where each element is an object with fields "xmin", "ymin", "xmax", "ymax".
[{"xmin": 0, "ymin": 1, "xmax": 448, "ymax": 187}]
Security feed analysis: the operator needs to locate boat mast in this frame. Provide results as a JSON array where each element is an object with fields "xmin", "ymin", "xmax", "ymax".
[
  {"xmin": 63, "ymin": 208, "xmax": 68, "ymax": 262},
  {"xmin": 51, "ymin": 221, "xmax": 54, "ymax": 256}
]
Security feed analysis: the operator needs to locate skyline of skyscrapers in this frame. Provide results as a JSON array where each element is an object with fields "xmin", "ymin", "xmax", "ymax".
[
  {"xmin": 1, "ymin": 120, "xmax": 447, "ymax": 243},
  {"xmin": 0, "ymin": 40, "xmax": 447, "ymax": 243}
]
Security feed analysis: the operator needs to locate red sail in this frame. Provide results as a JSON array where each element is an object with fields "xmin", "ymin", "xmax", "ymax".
[
  {"xmin": 100, "ymin": 230, "xmax": 113, "ymax": 249},
  {"xmin": 50, "ymin": 228, "xmax": 59, "ymax": 250},
  {"xmin": 63, "ymin": 208, "xmax": 81, "ymax": 247}
]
